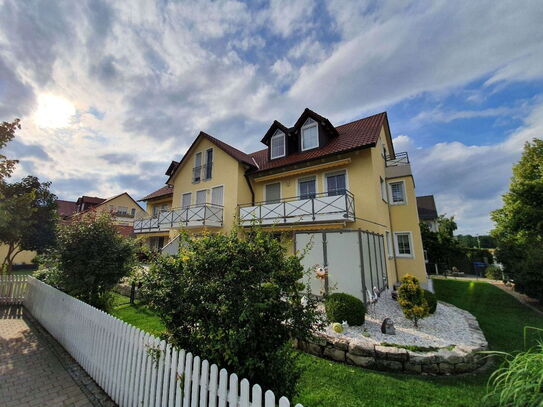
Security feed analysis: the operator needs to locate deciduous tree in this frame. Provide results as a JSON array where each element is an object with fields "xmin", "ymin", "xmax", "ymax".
[{"xmin": 0, "ymin": 119, "xmax": 20, "ymax": 180}]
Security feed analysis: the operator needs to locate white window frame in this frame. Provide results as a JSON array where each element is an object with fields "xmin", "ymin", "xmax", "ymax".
[
  {"xmin": 270, "ymin": 130, "xmax": 286, "ymax": 159},
  {"xmin": 380, "ymin": 177, "xmax": 388, "ymax": 202},
  {"xmin": 264, "ymin": 182, "xmax": 281, "ymax": 203},
  {"xmin": 394, "ymin": 231, "xmax": 414, "ymax": 258},
  {"xmin": 323, "ymin": 170, "xmax": 348, "ymax": 196},
  {"xmin": 211, "ymin": 185, "xmax": 224, "ymax": 206},
  {"xmin": 301, "ymin": 118, "xmax": 319, "ymax": 151},
  {"xmin": 196, "ymin": 189, "xmax": 208, "ymax": 206},
  {"xmin": 297, "ymin": 175, "xmax": 317, "ymax": 199},
  {"xmin": 388, "ymin": 180, "xmax": 407, "ymax": 205},
  {"xmin": 181, "ymin": 192, "xmax": 192, "ymax": 209},
  {"xmin": 385, "ymin": 231, "xmax": 393, "ymax": 258}
]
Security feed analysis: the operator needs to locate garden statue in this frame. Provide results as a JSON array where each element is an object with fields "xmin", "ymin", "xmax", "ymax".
[
  {"xmin": 381, "ymin": 317, "xmax": 396, "ymax": 335},
  {"xmin": 314, "ymin": 265, "xmax": 329, "ymax": 295}
]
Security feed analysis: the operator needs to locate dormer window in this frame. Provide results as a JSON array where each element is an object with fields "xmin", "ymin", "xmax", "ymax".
[
  {"xmin": 270, "ymin": 130, "xmax": 286, "ymax": 159},
  {"xmin": 301, "ymin": 118, "xmax": 318, "ymax": 151}
]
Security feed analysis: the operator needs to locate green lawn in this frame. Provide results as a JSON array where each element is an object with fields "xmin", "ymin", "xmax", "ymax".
[{"xmin": 109, "ymin": 280, "xmax": 543, "ymax": 407}]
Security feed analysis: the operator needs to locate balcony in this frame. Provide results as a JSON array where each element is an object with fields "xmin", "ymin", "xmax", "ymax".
[
  {"xmin": 133, "ymin": 203, "xmax": 223, "ymax": 233},
  {"xmin": 385, "ymin": 151, "xmax": 412, "ymax": 178},
  {"xmin": 239, "ymin": 191, "xmax": 355, "ymax": 227}
]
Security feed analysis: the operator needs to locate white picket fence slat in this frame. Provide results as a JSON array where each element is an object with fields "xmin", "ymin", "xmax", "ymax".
[{"xmin": 8, "ymin": 277, "xmax": 304, "ymax": 407}]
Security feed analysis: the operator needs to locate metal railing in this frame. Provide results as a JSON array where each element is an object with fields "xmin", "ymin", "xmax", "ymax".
[
  {"xmin": 385, "ymin": 151, "xmax": 409, "ymax": 167},
  {"xmin": 238, "ymin": 191, "xmax": 355, "ymax": 226},
  {"xmin": 134, "ymin": 203, "xmax": 223, "ymax": 233}
]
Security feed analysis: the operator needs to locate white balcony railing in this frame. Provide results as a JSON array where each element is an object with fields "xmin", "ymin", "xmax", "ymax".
[
  {"xmin": 133, "ymin": 203, "xmax": 223, "ymax": 233},
  {"xmin": 239, "ymin": 191, "xmax": 355, "ymax": 226}
]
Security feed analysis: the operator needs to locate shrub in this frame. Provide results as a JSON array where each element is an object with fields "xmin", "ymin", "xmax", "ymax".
[
  {"xmin": 37, "ymin": 213, "xmax": 135, "ymax": 309},
  {"xmin": 325, "ymin": 293, "xmax": 366, "ymax": 326},
  {"xmin": 140, "ymin": 229, "xmax": 323, "ymax": 399},
  {"xmin": 485, "ymin": 264, "xmax": 503, "ymax": 280},
  {"xmin": 484, "ymin": 340, "xmax": 543, "ymax": 406},
  {"xmin": 398, "ymin": 274, "xmax": 429, "ymax": 327},
  {"xmin": 423, "ymin": 289, "xmax": 437, "ymax": 314}
]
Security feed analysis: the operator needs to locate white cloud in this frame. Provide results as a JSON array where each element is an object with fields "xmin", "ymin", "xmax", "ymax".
[{"xmin": 265, "ymin": 0, "xmax": 315, "ymax": 37}]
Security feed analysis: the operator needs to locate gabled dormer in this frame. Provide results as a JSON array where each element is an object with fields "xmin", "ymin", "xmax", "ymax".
[{"xmin": 260, "ymin": 108, "xmax": 339, "ymax": 161}]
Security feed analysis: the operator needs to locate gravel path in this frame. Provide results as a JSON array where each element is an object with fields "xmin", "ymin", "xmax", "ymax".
[{"xmin": 322, "ymin": 291, "xmax": 478, "ymax": 349}]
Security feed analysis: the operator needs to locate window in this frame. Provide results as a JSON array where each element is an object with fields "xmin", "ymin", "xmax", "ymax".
[
  {"xmin": 152, "ymin": 205, "xmax": 160, "ymax": 216},
  {"xmin": 326, "ymin": 172, "xmax": 346, "ymax": 196},
  {"xmin": 389, "ymin": 181, "xmax": 406, "ymax": 204},
  {"xmin": 380, "ymin": 177, "xmax": 388, "ymax": 202},
  {"xmin": 265, "ymin": 183, "xmax": 281, "ymax": 204},
  {"xmin": 131, "ymin": 208, "xmax": 136, "ymax": 216},
  {"xmin": 182, "ymin": 193, "xmax": 192, "ymax": 209},
  {"xmin": 211, "ymin": 186, "xmax": 224, "ymax": 206},
  {"xmin": 270, "ymin": 131, "xmax": 285, "ymax": 159},
  {"xmin": 117, "ymin": 206, "xmax": 128, "ymax": 215},
  {"xmin": 193, "ymin": 152, "xmax": 202, "ymax": 183},
  {"xmin": 394, "ymin": 232, "xmax": 413, "ymax": 257},
  {"xmin": 196, "ymin": 190, "xmax": 207, "ymax": 206},
  {"xmin": 205, "ymin": 149, "xmax": 213, "ymax": 179},
  {"xmin": 299, "ymin": 178, "xmax": 316, "ymax": 199},
  {"xmin": 301, "ymin": 118, "xmax": 318, "ymax": 151},
  {"xmin": 386, "ymin": 231, "xmax": 393, "ymax": 258}
]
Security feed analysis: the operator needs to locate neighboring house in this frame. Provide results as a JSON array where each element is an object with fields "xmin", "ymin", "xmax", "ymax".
[
  {"xmin": 56, "ymin": 199, "xmax": 78, "ymax": 221},
  {"xmin": 135, "ymin": 109, "xmax": 427, "ymax": 300},
  {"xmin": 71, "ymin": 192, "xmax": 147, "ymax": 227},
  {"xmin": 417, "ymin": 195, "xmax": 439, "ymax": 232}
]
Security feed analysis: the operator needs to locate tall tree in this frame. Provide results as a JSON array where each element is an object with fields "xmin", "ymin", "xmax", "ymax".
[
  {"xmin": 492, "ymin": 139, "xmax": 543, "ymax": 300},
  {"xmin": 0, "ymin": 176, "xmax": 57, "ymax": 273},
  {"xmin": 0, "ymin": 119, "xmax": 20, "ymax": 180},
  {"xmin": 420, "ymin": 215, "xmax": 461, "ymax": 270}
]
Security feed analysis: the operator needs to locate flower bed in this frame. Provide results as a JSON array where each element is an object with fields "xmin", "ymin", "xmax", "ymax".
[{"xmin": 298, "ymin": 296, "xmax": 488, "ymax": 375}]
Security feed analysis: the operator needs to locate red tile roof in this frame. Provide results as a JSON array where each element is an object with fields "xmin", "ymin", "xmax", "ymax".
[
  {"xmin": 76, "ymin": 195, "xmax": 106, "ymax": 205},
  {"xmin": 56, "ymin": 200, "xmax": 77, "ymax": 218},
  {"xmin": 202, "ymin": 132, "xmax": 255, "ymax": 166},
  {"xmin": 250, "ymin": 112, "xmax": 387, "ymax": 172},
  {"xmin": 140, "ymin": 185, "xmax": 173, "ymax": 201}
]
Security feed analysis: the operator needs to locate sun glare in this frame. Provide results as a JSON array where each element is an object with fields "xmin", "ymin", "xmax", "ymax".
[{"xmin": 34, "ymin": 94, "xmax": 76, "ymax": 129}]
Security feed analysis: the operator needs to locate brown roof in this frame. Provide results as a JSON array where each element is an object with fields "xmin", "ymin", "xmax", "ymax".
[
  {"xmin": 56, "ymin": 200, "xmax": 77, "ymax": 218},
  {"xmin": 202, "ymin": 132, "xmax": 255, "ymax": 166},
  {"xmin": 115, "ymin": 225, "xmax": 134, "ymax": 237},
  {"xmin": 250, "ymin": 112, "xmax": 387, "ymax": 172},
  {"xmin": 140, "ymin": 185, "xmax": 174, "ymax": 201},
  {"xmin": 417, "ymin": 195, "xmax": 438, "ymax": 220},
  {"xmin": 76, "ymin": 195, "xmax": 106, "ymax": 205}
]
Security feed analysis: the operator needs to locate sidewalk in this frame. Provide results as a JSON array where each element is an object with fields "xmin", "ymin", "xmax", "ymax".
[{"xmin": 0, "ymin": 306, "xmax": 114, "ymax": 407}]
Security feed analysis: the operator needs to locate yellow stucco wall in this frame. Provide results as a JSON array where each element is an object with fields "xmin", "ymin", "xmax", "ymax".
[
  {"xmin": 94, "ymin": 193, "xmax": 146, "ymax": 224},
  {"xmin": 0, "ymin": 245, "xmax": 36, "ymax": 265},
  {"xmin": 167, "ymin": 137, "xmax": 252, "ymax": 241},
  {"xmin": 146, "ymin": 197, "xmax": 173, "ymax": 216}
]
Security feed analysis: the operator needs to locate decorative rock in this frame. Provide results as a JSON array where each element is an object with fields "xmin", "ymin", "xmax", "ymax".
[
  {"xmin": 384, "ymin": 347, "xmax": 408, "ymax": 362},
  {"xmin": 409, "ymin": 352, "xmax": 437, "ymax": 365},
  {"xmin": 421, "ymin": 363, "xmax": 440, "ymax": 374},
  {"xmin": 346, "ymin": 353, "xmax": 375, "ymax": 368},
  {"xmin": 381, "ymin": 318, "xmax": 396, "ymax": 335},
  {"xmin": 376, "ymin": 360, "xmax": 403, "ymax": 371},
  {"xmin": 323, "ymin": 347, "xmax": 346, "ymax": 362},
  {"xmin": 306, "ymin": 343, "xmax": 323, "ymax": 356},
  {"xmin": 404, "ymin": 363, "xmax": 422, "ymax": 373},
  {"xmin": 328, "ymin": 337, "xmax": 350, "ymax": 351},
  {"xmin": 438, "ymin": 362, "xmax": 455, "ymax": 374}
]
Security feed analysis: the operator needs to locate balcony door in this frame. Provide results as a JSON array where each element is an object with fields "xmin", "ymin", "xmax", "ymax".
[
  {"xmin": 299, "ymin": 178, "xmax": 316, "ymax": 199},
  {"xmin": 326, "ymin": 172, "xmax": 346, "ymax": 196},
  {"xmin": 196, "ymin": 190, "xmax": 207, "ymax": 206}
]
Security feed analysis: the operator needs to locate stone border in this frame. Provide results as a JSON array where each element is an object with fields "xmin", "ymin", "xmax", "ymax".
[{"xmin": 298, "ymin": 302, "xmax": 488, "ymax": 375}]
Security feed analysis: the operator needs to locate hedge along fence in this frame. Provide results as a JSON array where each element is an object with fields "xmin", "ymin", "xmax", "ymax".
[{"xmin": 23, "ymin": 277, "xmax": 303, "ymax": 407}]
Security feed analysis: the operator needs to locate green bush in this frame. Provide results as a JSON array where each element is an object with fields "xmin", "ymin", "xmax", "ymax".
[
  {"xmin": 37, "ymin": 213, "xmax": 135, "ymax": 309},
  {"xmin": 485, "ymin": 264, "xmax": 503, "ymax": 280},
  {"xmin": 423, "ymin": 289, "xmax": 437, "ymax": 314},
  {"xmin": 325, "ymin": 293, "xmax": 366, "ymax": 326},
  {"xmin": 141, "ymin": 229, "xmax": 323, "ymax": 399},
  {"xmin": 484, "ymin": 339, "xmax": 543, "ymax": 406},
  {"xmin": 398, "ymin": 274, "xmax": 429, "ymax": 327}
]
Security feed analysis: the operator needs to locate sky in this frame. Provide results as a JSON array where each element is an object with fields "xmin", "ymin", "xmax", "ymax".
[{"xmin": 0, "ymin": 0, "xmax": 542, "ymax": 235}]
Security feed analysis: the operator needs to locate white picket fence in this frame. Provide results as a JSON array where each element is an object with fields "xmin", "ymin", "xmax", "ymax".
[
  {"xmin": 20, "ymin": 277, "xmax": 303, "ymax": 407},
  {"xmin": 0, "ymin": 274, "xmax": 28, "ymax": 304}
]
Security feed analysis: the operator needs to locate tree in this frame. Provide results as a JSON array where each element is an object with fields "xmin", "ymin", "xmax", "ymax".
[
  {"xmin": 398, "ymin": 274, "xmax": 429, "ymax": 327},
  {"xmin": 0, "ymin": 176, "xmax": 57, "ymax": 273},
  {"xmin": 37, "ymin": 212, "xmax": 136, "ymax": 309},
  {"xmin": 0, "ymin": 119, "xmax": 20, "ymax": 180},
  {"xmin": 492, "ymin": 139, "xmax": 543, "ymax": 300},
  {"xmin": 141, "ymin": 229, "xmax": 323, "ymax": 398},
  {"xmin": 420, "ymin": 215, "xmax": 461, "ymax": 270}
]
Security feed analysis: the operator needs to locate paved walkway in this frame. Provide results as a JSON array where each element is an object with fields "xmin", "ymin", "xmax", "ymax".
[{"xmin": 0, "ymin": 306, "xmax": 114, "ymax": 407}]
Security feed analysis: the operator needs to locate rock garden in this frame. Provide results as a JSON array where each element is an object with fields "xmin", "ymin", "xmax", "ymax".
[{"xmin": 298, "ymin": 275, "xmax": 488, "ymax": 375}]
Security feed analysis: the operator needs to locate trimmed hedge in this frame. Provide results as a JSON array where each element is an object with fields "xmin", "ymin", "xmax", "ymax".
[
  {"xmin": 423, "ymin": 289, "xmax": 437, "ymax": 314},
  {"xmin": 325, "ymin": 293, "xmax": 366, "ymax": 326}
]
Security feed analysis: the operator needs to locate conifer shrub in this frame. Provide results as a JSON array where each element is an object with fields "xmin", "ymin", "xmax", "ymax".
[
  {"xmin": 423, "ymin": 289, "xmax": 437, "ymax": 314},
  {"xmin": 398, "ymin": 274, "xmax": 429, "ymax": 327},
  {"xmin": 325, "ymin": 293, "xmax": 366, "ymax": 326}
]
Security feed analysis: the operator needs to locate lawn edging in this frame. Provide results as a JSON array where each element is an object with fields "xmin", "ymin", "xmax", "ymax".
[{"xmin": 297, "ymin": 301, "xmax": 488, "ymax": 375}]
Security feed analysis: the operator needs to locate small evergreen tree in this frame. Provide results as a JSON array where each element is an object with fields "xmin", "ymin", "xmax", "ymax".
[
  {"xmin": 398, "ymin": 274, "xmax": 429, "ymax": 327},
  {"xmin": 38, "ymin": 212, "xmax": 135, "ymax": 309}
]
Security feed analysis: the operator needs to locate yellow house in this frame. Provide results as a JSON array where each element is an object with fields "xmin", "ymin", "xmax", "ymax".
[
  {"xmin": 72, "ymin": 192, "xmax": 147, "ymax": 228},
  {"xmin": 136, "ymin": 109, "xmax": 427, "ymax": 300}
]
